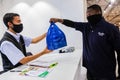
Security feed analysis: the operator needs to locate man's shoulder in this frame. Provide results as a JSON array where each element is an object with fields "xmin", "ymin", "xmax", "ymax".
[
  {"xmin": 0, "ymin": 32, "xmax": 15, "ymax": 46},
  {"xmin": 102, "ymin": 19, "xmax": 115, "ymax": 27},
  {"xmin": 0, "ymin": 40, "xmax": 13, "ymax": 47},
  {"xmin": 0, "ymin": 40, "xmax": 13, "ymax": 52}
]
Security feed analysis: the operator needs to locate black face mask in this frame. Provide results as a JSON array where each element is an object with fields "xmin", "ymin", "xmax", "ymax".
[
  {"xmin": 87, "ymin": 14, "xmax": 102, "ymax": 25},
  {"xmin": 12, "ymin": 24, "xmax": 23, "ymax": 33}
]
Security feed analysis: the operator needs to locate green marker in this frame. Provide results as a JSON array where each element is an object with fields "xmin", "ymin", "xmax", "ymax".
[
  {"xmin": 38, "ymin": 71, "xmax": 49, "ymax": 78},
  {"xmin": 49, "ymin": 62, "xmax": 58, "ymax": 68},
  {"xmin": 38, "ymin": 62, "xmax": 58, "ymax": 78}
]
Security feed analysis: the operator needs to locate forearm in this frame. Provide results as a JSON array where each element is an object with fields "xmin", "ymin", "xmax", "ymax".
[
  {"xmin": 62, "ymin": 19, "xmax": 75, "ymax": 28},
  {"xmin": 20, "ymin": 51, "xmax": 45, "ymax": 64},
  {"xmin": 50, "ymin": 18, "xmax": 75, "ymax": 28},
  {"xmin": 32, "ymin": 33, "xmax": 46, "ymax": 43},
  {"xmin": 20, "ymin": 47, "xmax": 52, "ymax": 64}
]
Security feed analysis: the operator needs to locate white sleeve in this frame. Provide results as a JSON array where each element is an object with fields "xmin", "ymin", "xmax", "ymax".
[
  {"xmin": 0, "ymin": 41, "xmax": 25, "ymax": 65},
  {"xmin": 22, "ymin": 36, "xmax": 32, "ymax": 47}
]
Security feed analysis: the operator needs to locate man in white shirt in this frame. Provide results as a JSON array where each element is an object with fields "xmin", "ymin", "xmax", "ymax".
[{"xmin": 0, "ymin": 13, "xmax": 52, "ymax": 72}]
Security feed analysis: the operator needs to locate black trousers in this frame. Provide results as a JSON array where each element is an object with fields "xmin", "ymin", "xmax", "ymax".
[{"xmin": 87, "ymin": 70, "xmax": 116, "ymax": 80}]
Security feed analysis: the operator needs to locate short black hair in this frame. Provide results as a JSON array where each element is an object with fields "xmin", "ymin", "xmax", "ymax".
[
  {"xmin": 3, "ymin": 13, "xmax": 19, "ymax": 29},
  {"xmin": 87, "ymin": 4, "xmax": 102, "ymax": 14}
]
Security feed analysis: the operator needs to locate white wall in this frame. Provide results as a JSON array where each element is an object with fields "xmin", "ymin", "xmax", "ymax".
[{"xmin": 0, "ymin": 0, "xmax": 86, "ymax": 53}]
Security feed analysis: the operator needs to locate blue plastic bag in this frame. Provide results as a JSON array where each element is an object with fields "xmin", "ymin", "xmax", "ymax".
[{"xmin": 46, "ymin": 22, "xmax": 67, "ymax": 50}]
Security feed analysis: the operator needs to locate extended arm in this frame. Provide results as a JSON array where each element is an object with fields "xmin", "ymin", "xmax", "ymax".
[{"xmin": 31, "ymin": 33, "xmax": 46, "ymax": 43}]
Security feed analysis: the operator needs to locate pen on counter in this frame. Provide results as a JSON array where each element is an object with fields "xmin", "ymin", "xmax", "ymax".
[
  {"xmin": 38, "ymin": 62, "xmax": 58, "ymax": 78},
  {"xmin": 49, "ymin": 62, "xmax": 58, "ymax": 68},
  {"xmin": 38, "ymin": 71, "xmax": 49, "ymax": 78},
  {"xmin": 28, "ymin": 64, "xmax": 49, "ymax": 68},
  {"xmin": 10, "ymin": 70, "xmax": 22, "ymax": 72}
]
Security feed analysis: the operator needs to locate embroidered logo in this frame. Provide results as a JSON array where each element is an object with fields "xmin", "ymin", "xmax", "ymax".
[{"xmin": 98, "ymin": 32, "xmax": 105, "ymax": 36}]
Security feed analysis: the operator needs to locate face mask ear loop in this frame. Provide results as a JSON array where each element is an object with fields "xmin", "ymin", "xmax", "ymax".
[
  {"xmin": 9, "ymin": 21, "xmax": 13, "ymax": 24},
  {"xmin": 7, "ymin": 21, "xmax": 14, "ymax": 29},
  {"xmin": 9, "ymin": 21, "xmax": 14, "ymax": 27}
]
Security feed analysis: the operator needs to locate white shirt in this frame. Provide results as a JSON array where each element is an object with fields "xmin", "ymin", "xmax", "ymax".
[{"xmin": 0, "ymin": 31, "xmax": 32, "ymax": 65}]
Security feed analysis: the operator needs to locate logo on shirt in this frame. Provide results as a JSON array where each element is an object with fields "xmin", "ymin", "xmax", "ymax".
[{"xmin": 98, "ymin": 32, "xmax": 105, "ymax": 36}]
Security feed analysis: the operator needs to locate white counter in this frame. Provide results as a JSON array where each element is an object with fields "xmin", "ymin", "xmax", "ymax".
[{"xmin": 0, "ymin": 49, "xmax": 85, "ymax": 80}]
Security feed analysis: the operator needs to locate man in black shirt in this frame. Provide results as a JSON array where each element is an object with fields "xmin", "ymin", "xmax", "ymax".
[{"xmin": 50, "ymin": 4, "xmax": 120, "ymax": 80}]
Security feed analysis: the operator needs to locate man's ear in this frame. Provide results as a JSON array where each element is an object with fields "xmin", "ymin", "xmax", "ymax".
[
  {"xmin": 98, "ymin": 11, "xmax": 102, "ymax": 14},
  {"xmin": 7, "ymin": 22, "xmax": 13, "ymax": 28}
]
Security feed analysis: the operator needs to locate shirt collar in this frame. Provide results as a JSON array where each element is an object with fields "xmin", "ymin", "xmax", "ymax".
[
  {"xmin": 96, "ymin": 18, "xmax": 106, "ymax": 26},
  {"xmin": 6, "ymin": 30, "xmax": 20, "ymax": 42}
]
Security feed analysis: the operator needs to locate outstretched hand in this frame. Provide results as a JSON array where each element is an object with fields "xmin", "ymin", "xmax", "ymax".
[
  {"xmin": 49, "ymin": 18, "xmax": 63, "ymax": 23},
  {"xmin": 42, "ymin": 47, "xmax": 53, "ymax": 55}
]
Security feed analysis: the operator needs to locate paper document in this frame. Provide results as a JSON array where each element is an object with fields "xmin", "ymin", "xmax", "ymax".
[
  {"xmin": 18, "ymin": 61, "xmax": 58, "ymax": 78},
  {"xmin": 23, "ymin": 66, "xmax": 48, "ymax": 77}
]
